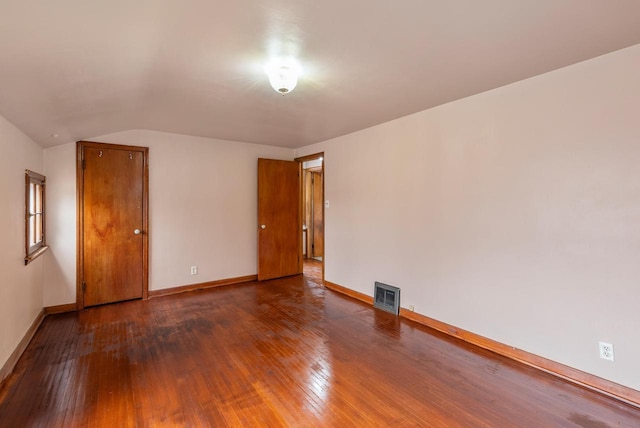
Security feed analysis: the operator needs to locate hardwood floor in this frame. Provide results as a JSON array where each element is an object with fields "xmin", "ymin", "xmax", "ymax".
[{"xmin": 0, "ymin": 260, "xmax": 638, "ymax": 427}]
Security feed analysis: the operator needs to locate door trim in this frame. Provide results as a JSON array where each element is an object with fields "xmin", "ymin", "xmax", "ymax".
[{"xmin": 76, "ymin": 141, "xmax": 149, "ymax": 310}]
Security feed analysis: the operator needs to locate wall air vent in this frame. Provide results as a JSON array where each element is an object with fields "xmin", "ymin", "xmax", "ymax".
[{"xmin": 374, "ymin": 282, "xmax": 400, "ymax": 315}]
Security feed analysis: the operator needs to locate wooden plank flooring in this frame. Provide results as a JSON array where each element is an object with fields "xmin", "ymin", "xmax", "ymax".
[{"xmin": 1, "ymin": 260, "xmax": 639, "ymax": 427}]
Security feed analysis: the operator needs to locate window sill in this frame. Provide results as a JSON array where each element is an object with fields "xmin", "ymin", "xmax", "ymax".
[{"xmin": 25, "ymin": 245, "xmax": 49, "ymax": 265}]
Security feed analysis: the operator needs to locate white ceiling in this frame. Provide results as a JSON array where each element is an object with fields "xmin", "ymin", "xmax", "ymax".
[{"xmin": 1, "ymin": 1, "xmax": 640, "ymax": 149}]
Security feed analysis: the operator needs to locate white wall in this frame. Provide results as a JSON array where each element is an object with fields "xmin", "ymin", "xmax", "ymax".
[
  {"xmin": 44, "ymin": 143, "xmax": 77, "ymax": 306},
  {"xmin": 296, "ymin": 44, "xmax": 640, "ymax": 391},
  {"xmin": 0, "ymin": 114, "xmax": 45, "ymax": 370},
  {"xmin": 43, "ymin": 130, "xmax": 294, "ymax": 304}
]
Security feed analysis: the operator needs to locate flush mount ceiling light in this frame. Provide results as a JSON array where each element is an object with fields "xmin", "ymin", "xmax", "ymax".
[{"xmin": 265, "ymin": 58, "xmax": 301, "ymax": 95}]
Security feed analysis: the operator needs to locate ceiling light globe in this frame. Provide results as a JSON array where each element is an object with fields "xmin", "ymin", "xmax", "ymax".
[{"xmin": 266, "ymin": 59, "xmax": 301, "ymax": 95}]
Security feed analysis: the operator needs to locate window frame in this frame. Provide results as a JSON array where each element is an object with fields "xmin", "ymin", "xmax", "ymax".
[{"xmin": 25, "ymin": 169, "xmax": 48, "ymax": 265}]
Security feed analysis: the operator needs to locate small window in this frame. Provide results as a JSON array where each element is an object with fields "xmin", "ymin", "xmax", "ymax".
[{"xmin": 25, "ymin": 170, "xmax": 48, "ymax": 264}]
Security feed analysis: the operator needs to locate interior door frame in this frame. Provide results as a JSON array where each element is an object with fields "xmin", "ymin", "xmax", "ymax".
[
  {"xmin": 76, "ymin": 141, "xmax": 149, "ymax": 310},
  {"xmin": 294, "ymin": 152, "xmax": 325, "ymax": 283}
]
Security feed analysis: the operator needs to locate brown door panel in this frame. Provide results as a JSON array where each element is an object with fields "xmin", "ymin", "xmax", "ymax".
[
  {"xmin": 80, "ymin": 144, "xmax": 147, "ymax": 307},
  {"xmin": 258, "ymin": 158, "xmax": 302, "ymax": 281}
]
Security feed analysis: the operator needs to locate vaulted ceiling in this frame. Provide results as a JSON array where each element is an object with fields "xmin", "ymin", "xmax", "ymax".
[{"xmin": 1, "ymin": 1, "xmax": 640, "ymax": 148}]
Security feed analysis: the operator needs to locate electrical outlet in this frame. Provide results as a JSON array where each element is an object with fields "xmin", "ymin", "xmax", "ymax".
[
  {"xmin": 409, "ymin": 305, "xmax": 415, "ymax": 312},
  {"xmin": 190, "ymin": 266, "xmax": 198, "ymax": 275},
  {"xmin": 599, "ymin": 342, "xmax": 614, "ymax": 362}
]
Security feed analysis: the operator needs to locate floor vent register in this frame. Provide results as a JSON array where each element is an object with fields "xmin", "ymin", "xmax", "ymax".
[{"xmin": 374, "ymin": 282, "xmax": 400, "ymax": 315}]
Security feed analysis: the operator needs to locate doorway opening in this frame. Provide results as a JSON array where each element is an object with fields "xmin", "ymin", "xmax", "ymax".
[{"xmin": 295, "ymin": 153, "xmax": 325, "ymax": 284}]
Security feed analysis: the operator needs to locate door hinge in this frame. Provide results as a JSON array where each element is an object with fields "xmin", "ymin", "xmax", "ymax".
[{"xmin": 82, "ymin": 281, "xmax": 86, "ymax": 292}]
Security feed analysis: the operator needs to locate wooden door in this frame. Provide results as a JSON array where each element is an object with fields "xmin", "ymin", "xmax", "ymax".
[
  {"xmin": 312, "ymin": 171, "xmax": 324, "ymax": 258},
  {"xmin": 258, "ymin": 158, "xmax": 302, "ymax": 281},
  {"xmin": 78, "ymin": 142, "xmax": 148, "ymax": 307}
]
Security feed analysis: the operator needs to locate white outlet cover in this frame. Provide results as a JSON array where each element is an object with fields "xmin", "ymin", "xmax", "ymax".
[{"xmin": 599, "ymin": 341, "xmax": 614, "ymax": 362}]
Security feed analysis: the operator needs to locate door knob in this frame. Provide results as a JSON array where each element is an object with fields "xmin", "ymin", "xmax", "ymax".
[
  {"xmin": 261, "ymin": 225, "xmax": 266, "ymax": 229},
  {"xmin": 134, "ymin": 229, "xmax": 141, "ymax": 235}
]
